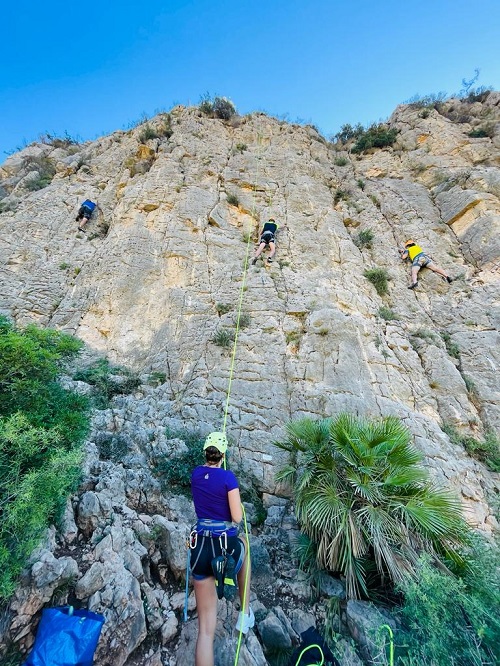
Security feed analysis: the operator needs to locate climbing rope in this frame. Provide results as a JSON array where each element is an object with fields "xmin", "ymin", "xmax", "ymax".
[
  {"xmin": 233, "ymin": 503, "xmax": 252, "ymax": 666},
  {"xmin": 378, "ymin": 624, "xmax": 394, "ymax": 666},
  {"xmin": 224, "ymin": 128, "xmax": 266, "ymax": 666},
  {"xmin": 221, "ymin": 230, "xmax": 253, "ymax": 437},
  {"xmin": 221, "ymin": 127, "xmax": 266, "ymax": 444},
  {"xmin": 294, "ymin": 643, "xmax": 325, "ymax": 666}
]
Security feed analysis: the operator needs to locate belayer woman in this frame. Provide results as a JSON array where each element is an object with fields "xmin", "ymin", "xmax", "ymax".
[{"xmin": 190, "ymin": 432, "xmax": 253, "ymax": 666}]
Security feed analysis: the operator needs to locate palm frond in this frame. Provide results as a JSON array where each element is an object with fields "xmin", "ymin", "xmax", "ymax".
[{"xmin": 272, "ymin": 412, "xmax": 473, "ymax": 599}]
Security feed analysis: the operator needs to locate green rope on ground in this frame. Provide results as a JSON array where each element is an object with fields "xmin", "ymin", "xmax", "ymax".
[
  {"xmin": 379, "ymin": 624, "xmax": 394, "ymax": 666},
  {"xmin": 233, "ymin": 503, "xmax": 252, "ymax": 666},
  {"xmin": 294, "ymin": 643, "xmax": 325, "ymax": 666}
]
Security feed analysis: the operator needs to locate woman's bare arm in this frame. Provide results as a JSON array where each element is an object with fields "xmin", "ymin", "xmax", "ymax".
[{"xmin": 228, "ymin": 488, "xmax": 243, "ymax": 523}]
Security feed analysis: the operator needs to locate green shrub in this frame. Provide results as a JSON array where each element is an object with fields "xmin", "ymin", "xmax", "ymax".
[
  {"xmin": 0, "ymin": 200, "xmax": 18, "ymax": 214},
  {"xmin": 212, "ymin": 328, "xmax": 234, "ymax": 348},
  {"xmin": 468, "ymin": 124, "xmax": 495, "ymax": 138},
  {"xmin": 235, "ymin": 143, "xmax": 247, "ymax": 153},
  {"xmin": 351, "ymin": 124, "xmax": 398, "ymax": 154},
  {"xmin": 442, "ymin": 424, "xmax": 500, "ymax": 473},
  {"xmin": 411, "ymin": 328, "xmax": 438, "ymax": 343},
  {"xmin": 0, "ymin": 319, "xmax": 89, "ymax": 445},
  {"xmin": 364, "ymin": 268, "xmax": 389, "ymax": 295},
  {"xmin": 199, "ymin": 93, "xmax": 214, "ymax": 115},
  {"xmin": 356, "ymin": 178, "xmax": 365, "ymax": 190},
  {"xmin": 199, "ymin": 94, "xmax": 236, "ymax": 120},
  {"xmin": 397, "ymin": 547, "xmax": 500, "ymax": 665},
  {"xmin": 40, "ymin": 131, "xmax": 79, "ymax": 148},
  {"xmin": 59, "ymin": 263, "xmax": 70, "ymax": 270},
  {"xmin": 334, "ymin": 188, "xmax": 349, "ymax": 205},
  {"xmin": 94, "ymin": 433, "xmax": 130, "ymax": 461},
  {"xmin": 22, "ymin": 155, "xmax": 56, "ymax": 191},
  {"xmin": 334, "ymin": 156, "xmax": 348, "ymax": 166},
  {"xmin": 405, "ymin": 92, "xmax": 447, "ymax": 109},
  {"xmin": 154, "ymin": 428, "xmax": 205, "ymax": 495},
  {"xmin": 216, "ymin": 302, "xmax": 232, "ymax": 315},
  {"xmin": 274, "ymin": 414, "xmax": 471, "ymax": 598},
  {"xmin": 73, "ymin": 358, "xmax": 140, "ymax": 408},
  {"xmin": 213, "ymin": 97, "xmax": 236, "ymax": 119},
  {"xmin": 226, "ymin": 193, "xmax": 239, "ymax": 206},
  {"xmin": 138, "ymin": 124, "xmax": 158, "ymax": 142},
  {"xmin": 378, "ymin": 306, "xmax": 399, "ymax": 321},
  {"xmin": 138, "ymin": 115, "xmax": 173, "ymax": 142},
  {"xmin": 237, "ymin": 313, "xmax": 251, "ymax": 328},
  {"xmin": 354, "ymin": 229, "xmax": 374, "ymax": 249},
  {"xmin": 149, "ymin": 371, "xmax": 167, "ymax": 385},
  {"xmin": 334, "ymin": 123, "xmax": 364, "ymax": 143},
  {"xmin": 440, "ymin": 331, "xmax": 460, "ymax": 359},
  {"xmin": 0, "ymin": 319, "xmax": 90, "ymax": 599}
]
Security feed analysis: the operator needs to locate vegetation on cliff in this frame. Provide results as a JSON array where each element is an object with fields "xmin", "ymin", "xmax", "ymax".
[
  {"xmin": 0, "ymin": 317, "xmax": 90, "ymax": 598},
  {"xmin": 275, "ymin": 414, "xmax": 500, "ymax": 664}
]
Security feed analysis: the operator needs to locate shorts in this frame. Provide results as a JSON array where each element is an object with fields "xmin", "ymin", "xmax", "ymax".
[
  {"xmin": 412, "ymin": 253, "xmax": 431, "ymax": 268},
  {"xmin": 259, "ymin": 232, "xmax": 275, "ymax": 246},
  {"xmin": 76, "ymin": 205, "xmax": 93, "ymax": 221},
  {"xmin": 190, "ymin": 535, "xmax": 245, "ymax": 580}
]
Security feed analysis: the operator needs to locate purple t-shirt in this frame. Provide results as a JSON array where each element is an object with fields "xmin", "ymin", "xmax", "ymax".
[{"xmin": 191, "ymin": 466, "xmax": 239, "ymax": 522}]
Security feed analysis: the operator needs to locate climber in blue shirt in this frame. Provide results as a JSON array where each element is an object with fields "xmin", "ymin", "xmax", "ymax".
[{"xmin": 76, "ymin": 199, "xmax": 97, "ymax": 232}]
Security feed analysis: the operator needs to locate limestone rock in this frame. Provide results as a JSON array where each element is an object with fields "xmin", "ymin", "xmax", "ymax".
[
  {"xmin": 257, "ymin": 607, "xmax": 293, "ymax": 650},
  {"xmin": 76, "ymin": 490, "xmax": 112, "ymax": 537},
  {"xmin": 152, "ymin": 515, "xmax": 190, "ymax": 579},
  {"xmin": 1, "ymin": 97, "xmax": 500, "ymax": 665},
  {"xmin": 346, "ymin": 600, "xmax": 397, "ymax": 662}
]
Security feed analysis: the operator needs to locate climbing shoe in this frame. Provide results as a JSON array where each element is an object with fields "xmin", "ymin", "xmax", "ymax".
[
  {"xmin": 267, "ymin": 257, "xmax": 273, "ymax": 263},
  {"xmin": 446, "ymin": 276, "xmax": 453, "ymax": 283},
  {"xmin": 211, "ymin": 556, "xmax": 226, "ymax": 600},
  {"xmin": 408, "ymin": 282, "xmax": 418, "ymax": 290},
  {"xmin": 235, "ymin": 606, "xmax": 255, "ymax": 634},
  {"xmin": 78, "ymin": 227, "xmax": 86, "ymax": 233},
  {"xmin": 251, "ymin": 258, "xmax": 257, "ymax": 265}
]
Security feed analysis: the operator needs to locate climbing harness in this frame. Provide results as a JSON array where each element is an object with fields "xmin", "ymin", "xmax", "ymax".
[{"xmin": 184, "ymin": 519, "xmax": 238, "ymax": 618}]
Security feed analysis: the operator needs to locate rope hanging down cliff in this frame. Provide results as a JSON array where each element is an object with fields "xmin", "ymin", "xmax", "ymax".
[{"xmin": 221, "ymin": 128, "xmax": 268, "ymax": 437}]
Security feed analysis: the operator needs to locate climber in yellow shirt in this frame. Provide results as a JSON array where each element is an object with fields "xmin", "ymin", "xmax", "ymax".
[{"xmin": 400, "ymin": 240, "xmax": 453, "ymax": 289}]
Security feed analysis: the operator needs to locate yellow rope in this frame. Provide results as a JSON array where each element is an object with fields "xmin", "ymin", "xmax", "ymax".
[
  {"xmin": 233, "ymin": 503, "xmax": 251, "ymax": 666},
  {"xmin": 221, "ymin": 128, "xmax": 265, "ymax": 443},
  {"xmin": 294, "ymin": 644, "xmax": 325, "ymax": 666},
  {"xmin": 221, "ymin": 231, "xmax": 252, "ymax": 436}
]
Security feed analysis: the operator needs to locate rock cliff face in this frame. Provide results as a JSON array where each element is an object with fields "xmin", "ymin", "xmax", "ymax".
[{"xmin": 0, "ymin": 93, "xmax": 499, "ymax": 665}]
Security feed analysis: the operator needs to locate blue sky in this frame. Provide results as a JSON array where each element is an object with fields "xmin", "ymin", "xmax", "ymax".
[{"xmin": 2, "ymin": 0, "xmax": 499, "ymax": 157}]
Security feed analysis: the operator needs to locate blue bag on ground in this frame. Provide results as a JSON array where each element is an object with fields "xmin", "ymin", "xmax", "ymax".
[{"xmin": 24, "ymin": 606, "xmax": 105, "ymax": 666}]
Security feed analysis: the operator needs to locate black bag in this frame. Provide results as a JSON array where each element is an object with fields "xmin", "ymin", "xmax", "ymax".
[{"xmin": 288, "ymin": 626, "xmax": 339, "ymax": 666}]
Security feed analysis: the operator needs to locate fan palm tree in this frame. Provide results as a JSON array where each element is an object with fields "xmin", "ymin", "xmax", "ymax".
[{"xmin": 274, "ymin": 413, "xmax": 472, "ymax": 599}]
